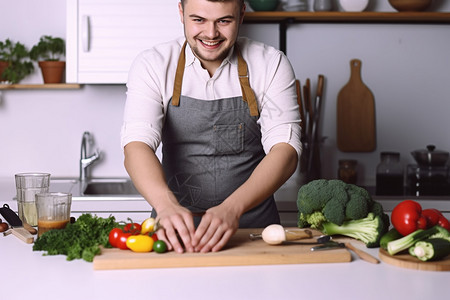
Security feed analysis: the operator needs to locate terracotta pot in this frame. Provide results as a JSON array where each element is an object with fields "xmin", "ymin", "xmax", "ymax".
[
  {"xmin": 0, "ymin": 61, "xmax": 9, "ymax": 82},
  {"xmin": 38, "ymin": 61, "xmax": 65, "ymax": 83},
  {"xmin": 388, "ymin": 0, "xmax": 432, "ymax": 11}
]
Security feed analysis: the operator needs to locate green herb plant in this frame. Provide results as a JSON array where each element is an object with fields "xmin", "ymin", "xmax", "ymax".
[
  {"xmin": 0, "ymin": 38, "xmax": 34, "ymax": 84},
  {"xmin": 30, "ymin": 35, "xmax": 65, "ymax": 61},
  {"xmin": 33, "ymin": 214, "xmax": 120, "ymax": 262}
]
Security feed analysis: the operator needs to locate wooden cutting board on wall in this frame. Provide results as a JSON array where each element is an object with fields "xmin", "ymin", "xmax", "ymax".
[
  {"xmin": 337, "ymin": 59, "xmax": 376, "ymax": 152},
  {"xmin": 93, "ymin": 228, "xmax": 352, "ymax": 270}
]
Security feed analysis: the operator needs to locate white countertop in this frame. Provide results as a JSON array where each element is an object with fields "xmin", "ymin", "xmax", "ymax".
[
  {"xmin": 2, "ymin": 177, "xmax": 450, "ymax": 299},
  {"xmin": 1, "ymin": 234, "xmax": 449, "ymax": 300}
]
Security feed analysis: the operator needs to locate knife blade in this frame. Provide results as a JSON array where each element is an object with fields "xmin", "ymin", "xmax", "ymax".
[
  {"xmin": 311, "ymin": 241, "xmax": 345, "ymax": 251},
  {"xmin": 0, "ymin": 203, "xmax": 37, "ymax": 235}
]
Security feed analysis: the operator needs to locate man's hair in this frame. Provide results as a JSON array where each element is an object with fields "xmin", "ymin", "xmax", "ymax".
[{"xmin": 180, "ymin": 0, "xmax": 245, "ymax": 9}]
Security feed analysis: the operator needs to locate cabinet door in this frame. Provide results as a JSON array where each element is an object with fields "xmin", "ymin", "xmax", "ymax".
[{"xmin": 66, "ymin": 0, "xmax": 182, "ymax": 84}]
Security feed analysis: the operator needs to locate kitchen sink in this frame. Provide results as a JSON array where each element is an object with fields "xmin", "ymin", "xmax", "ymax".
[
  {"xmin": 49, "ymin": 177, "xmax": 143, "ymax": 200},
  {"xmin": 83, "ymin": 179, "xmax": 139, "ymax": 195}
]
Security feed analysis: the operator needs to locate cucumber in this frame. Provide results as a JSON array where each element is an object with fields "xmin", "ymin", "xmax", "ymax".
[
  {"xmin": 409, "ymin": 238, "xmax": 450, "ymax": 261},
  {"xmin": 380, "ymin": 228, "xmax": 402, "ymax": 250}
]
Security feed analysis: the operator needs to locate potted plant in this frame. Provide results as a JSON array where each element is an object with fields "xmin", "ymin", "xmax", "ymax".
[
  {"xmin": 30, "ymin": 35, "xmax": 65, "ymax": 84},
  {"xmin": 0, "ymin": 38, "xmax": 34, "ymax": 84}
]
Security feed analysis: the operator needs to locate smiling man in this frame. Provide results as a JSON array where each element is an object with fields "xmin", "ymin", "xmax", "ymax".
[{"xmin": 121, "ymin": 0, "xmax": 302, "ymax": 254}]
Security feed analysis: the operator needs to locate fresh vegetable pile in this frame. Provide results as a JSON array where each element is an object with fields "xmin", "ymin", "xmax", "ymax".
[
  {"xmin": 108, "ymin": 217, "xmax": 167, "ymax": 254},
  {"xmin": 380, "ymin": 200, "xmax": 450, "ymax": 262},
  {"xmin": 296, "ymin": 179, "xmax": 390, "ymax": 248},
  {"xmin": 33, "ymin": 214, "xmax": 168, "ymax": 262},
  {"xmin": 33, "ymin": 214, "xmax": 119, "ymax": 262}
]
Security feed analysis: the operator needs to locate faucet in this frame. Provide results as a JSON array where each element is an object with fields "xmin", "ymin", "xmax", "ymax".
[{"xmin": 80, "ymin": 131, "xmax": 101, "ymax": 181}]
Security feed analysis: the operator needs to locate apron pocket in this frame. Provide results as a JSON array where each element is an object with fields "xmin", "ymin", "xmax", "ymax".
[{"xmin": 213, "ymin": 123, "xmax": 244, "ymax": 155}]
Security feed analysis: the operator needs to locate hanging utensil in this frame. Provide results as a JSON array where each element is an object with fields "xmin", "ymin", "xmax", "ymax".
[
  {"xmin": 307, "ymin": 75, "xmax": 325, "ymax": 181},
  {"xmin": 296, "ymin": 79, "xmax": 305, "ymax": 138},
  {"xmin": 337, "ymin": 59, "xmax": 376, "ymax": 152}
]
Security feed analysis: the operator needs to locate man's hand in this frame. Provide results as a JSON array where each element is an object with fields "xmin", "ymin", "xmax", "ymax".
[
  {"xmin": 156, "ymin": 204, "xmax": 196, "ymax": 253},
  {"xmin": 192, "ymin": 204, "xmax": 240, "ymax": 253}
]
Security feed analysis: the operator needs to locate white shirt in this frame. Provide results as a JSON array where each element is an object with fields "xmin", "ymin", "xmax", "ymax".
[{"xmin": 121, "ymin": 36, "xmax": 302, "ymax": 157}]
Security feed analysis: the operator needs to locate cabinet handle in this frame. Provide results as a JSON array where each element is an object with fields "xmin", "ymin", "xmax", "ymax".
[{"xmin": 82, "ymin": 15, "xmax": 91, "ymax": 52}]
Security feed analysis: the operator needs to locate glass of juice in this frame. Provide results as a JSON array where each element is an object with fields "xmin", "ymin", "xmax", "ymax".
[
  {"xmin": 36, "ymin": 192, "xmax": 72, "ymax": 237},
  {"xmin": 15, "ymin": 173, "xmax": 51, "ymax": 226}
]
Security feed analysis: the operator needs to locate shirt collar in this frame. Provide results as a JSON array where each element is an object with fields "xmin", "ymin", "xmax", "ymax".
[{"xmin": 184, "ymin": 42, "xmax": 238, "ymax": 69}]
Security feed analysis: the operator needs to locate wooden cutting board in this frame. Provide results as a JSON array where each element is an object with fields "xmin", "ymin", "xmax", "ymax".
[
  {"xmin": 379, "ymin": 248, "xmax": 450, "ymax": 271},
  {"xmin": 93, "ymin": 228, "xmax": 352, "ymax": 270},
  {"xmin": 337, "ymin": 59, "xmax": 376, "ymax": 152}
]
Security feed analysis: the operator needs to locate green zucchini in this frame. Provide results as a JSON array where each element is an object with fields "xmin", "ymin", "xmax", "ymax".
[
  {"xmin": 409, "ymin": 238, "xmax": 450, "ymax": 261},
  {"xmin": 380, "ymin": 228, "xmax": 403, "ymax": 250}
]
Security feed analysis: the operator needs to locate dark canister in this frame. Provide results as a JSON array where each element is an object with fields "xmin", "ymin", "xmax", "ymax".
[
  {"xmin": 376, "ymin": 152, "xmax": 404, "ymax": 195},
  {"xmin": 338, "ymin": 159, "xmax": 357, "ymax": 184}
]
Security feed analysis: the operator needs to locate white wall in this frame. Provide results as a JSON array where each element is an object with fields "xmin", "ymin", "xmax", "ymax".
[{"xmin": 1, "ymin": 0, "xmax": 450, "ymax": 189}]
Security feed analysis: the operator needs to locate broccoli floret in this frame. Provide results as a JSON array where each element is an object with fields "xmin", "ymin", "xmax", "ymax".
[
  {"xmin": 322, "ymin": 197, "xmax": 346, "ymax": 225},
  {"xmin": 296, "ymin": 179, "xmax": 332, "ymax": 215},
  {"xmin": 320, "ymin": 213, "xmax": 386, "ymax": 248},
  {"xmin": 296, "ymin": 179, "xmax": 389, "ymax": 246},
  {"xmin": 370, "ymin": 201, "xmax": 383, "ymax": 217},
  {"xmin": 369, "ymin": 201, "xmax": 390, "ymax": 234},
  {"xmin": 345, "ymin": 184, "xmax": 371, "ymax": 220},
  {"xmin": 297, "ymin": 179, "xmax": 349, "ymax": 226},
  {"xmin": 298, "ymin": 211, "xmax": 327, "ymax": 229}
]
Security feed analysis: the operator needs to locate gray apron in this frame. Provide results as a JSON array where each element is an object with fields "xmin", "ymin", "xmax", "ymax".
[{"xmin": 158, "ymin": 41, "xmax": 280, "ymax": 228}]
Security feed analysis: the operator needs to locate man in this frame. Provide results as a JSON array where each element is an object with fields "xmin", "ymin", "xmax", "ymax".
[{"xmin": 121, "ymin": 0, "xmax": 302, "ymax": 253}]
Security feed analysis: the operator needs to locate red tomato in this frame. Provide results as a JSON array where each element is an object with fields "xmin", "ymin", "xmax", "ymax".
[
  {"xmin": 108, "ymin": 228, "xmax": 123, "ymax": 248},
  {"xmin": 421, "ymin": 208, "xmax": 450, "ymax": 231},
  {"xmin": 123, "ymin": 223, "xmax": 142, "ymax": 235},
  {"xmin": 422, "ymin": 209, "xmax": 441, "ymax": 227},
  {"xmin": 151, "ymin": 233, "xmax": 158, "ymax": 242},
  {"xmin": 109, "ymin": 228, "xmax": 132, "ymax": 250},
  {"xmin": 391, "ymin": 200, "xmax": 427, "ymax": 236},
  {"xmin": 437, "ymin": 216, "xmax": 450, "ymax": 231}
]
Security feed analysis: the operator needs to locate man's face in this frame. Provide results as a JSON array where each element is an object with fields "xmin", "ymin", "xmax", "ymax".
[{"xmin": 179, "ymin": 0, "xmax": 245, "ymax": 72}]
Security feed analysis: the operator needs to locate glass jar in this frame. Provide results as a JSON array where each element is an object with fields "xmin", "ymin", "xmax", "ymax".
[
  {"xmin": 338, "ymin": 159, "xmax": 357, "ymax": 184},
  {"xmin": 314, "ymin": 0, "xmax": 333, "ymax": 11},
  {"xmin": 376, "ymin": 152, "xmax": 404, "ymax": 195}
]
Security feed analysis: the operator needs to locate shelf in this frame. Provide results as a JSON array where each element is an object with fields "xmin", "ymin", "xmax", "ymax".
[
  {"xmin": 0, "ymin": 83, "xmax": 81, "ymax": 90},
  {"xmin": 243, "ymin": 12, "xmax": 450, "ymax": 53},
  {"xmin": 243, "ymin": 11, "xmax": 450, "ymax": 23}
]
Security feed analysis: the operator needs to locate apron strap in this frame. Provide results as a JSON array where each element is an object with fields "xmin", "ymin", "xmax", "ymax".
[
  {"xmin": 236, "ymin": 46, "xmax": 259, "ymax": 117},
  {"xmin": 172, "ymin": 41, "xmax": 187, "ymax": 107},
  {"xmin": 172, "ymin": 41, "xmax": 259, "ymax": 117}
]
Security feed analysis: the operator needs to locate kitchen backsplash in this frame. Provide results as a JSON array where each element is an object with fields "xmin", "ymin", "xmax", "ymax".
[{"xmin": 1, "ymin": 0, "xmax": 450, "ymax": 189}]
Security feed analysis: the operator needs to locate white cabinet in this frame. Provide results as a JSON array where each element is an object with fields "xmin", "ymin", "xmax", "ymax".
[{"xmin": 66, "ymin": 0, "xmax": 183, "ymax": 84}]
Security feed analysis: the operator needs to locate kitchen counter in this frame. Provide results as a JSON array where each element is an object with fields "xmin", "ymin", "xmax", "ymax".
[
  {"xmin": 1, "ymin": 233, "xmax": 449, "ymax": 300},
  {"xmin": 1, "ymin": 177, "xmax": 450, "ymax": 299}
]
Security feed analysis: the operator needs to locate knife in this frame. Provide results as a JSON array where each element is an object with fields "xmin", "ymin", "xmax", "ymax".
[
  {"xmin": 0, "ymin": 204, "xmax": 37, "ymax": 235},
  {"xmin": 249, "ymin": 232, "xmax": 332, "ymax": 245},
  {"xmin": 311, "ymin": 240, "xmax": 380, "ymax": 264}
]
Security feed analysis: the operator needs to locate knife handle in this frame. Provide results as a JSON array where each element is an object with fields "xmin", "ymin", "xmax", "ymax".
[
  {"xmin": 285, "ymin": 229, "xmax": 312, "ymax": 241},
  {"xmin": 11, "ymin": 228, "xmax": 34, "ymax": 244},
  {"xmin": 23, "ymin": 222, "xmax": 38, "ymax": 235},
  {"xmin": 345, "ymin": 242, "xmax": 380, "ymax": 264}
]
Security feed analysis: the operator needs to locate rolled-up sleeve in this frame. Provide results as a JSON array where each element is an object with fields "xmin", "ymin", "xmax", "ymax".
[
  {"xmin": 256, "ymin": 50, "xmax": 302, "ymax": 158},
  {"xmin": 120, "ymin": 51, "xmax": 166, "ymax": 152}
]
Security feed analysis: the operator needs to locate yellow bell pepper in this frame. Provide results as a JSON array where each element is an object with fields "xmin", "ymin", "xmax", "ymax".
[{"xmin": 126, "ymin": 234, "xmax": 154, "ymax": 252}]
